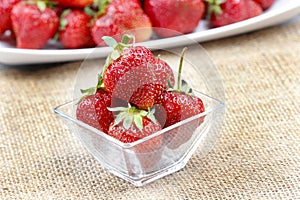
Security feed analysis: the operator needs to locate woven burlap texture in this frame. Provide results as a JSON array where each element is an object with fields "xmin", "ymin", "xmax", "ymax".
[{"xmin": 1, "ymin": 18, "xmax": 299, "ymax": 199}]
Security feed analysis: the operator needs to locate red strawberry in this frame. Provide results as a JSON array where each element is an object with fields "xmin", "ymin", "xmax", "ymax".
[
  {"xmin": 11, "ymin": 2, "xmax": 59, "ymax": 49},
  {"xmin": 52, "ymin": 0, "xmax": 93, "ymax": 8},
  {"xmin": 59, "ymin": 9, "xmax": 95, "ymax": 49},
  {"xmin": 100, "ymin": 35, "xmax": 175, "ymax": 110},
  {"xmin": 144, "ymin": 0, "xmax": 205, "ymax": 37},
  {"xmin": 129, "ymin": 58, "xmax": 175, "ymax": 110},
  {"xmin": 91, "ymin": 0, "xmax": 152, "ymax": 46},
  {"xmin": 129, "ymin": 83, "xmax": 165, "ymax": 110},
  {"xmin": 154, "ymin": 48, "xmax": 205, "ymax": 149},
  {"xmin": 207, "ymin": 0, "xmax": 263, "ymax": 27},
  {"xmin": 248, "ymin": 0, "xmax": 264, "ymax": 18},
  {"xmin": 107, "ymin": 105, "xmax": 163, "ymax": 169},
  {"xmin": 253, "ymin": 0, "xmax": 274, "ymax": 10},
  {"xmin": 76, "ymin": 89, "xmax": 114, "ymax": 133},
  {"xmin": 0, "ymin": 0, "xmax": 20, "ymax": 35}
]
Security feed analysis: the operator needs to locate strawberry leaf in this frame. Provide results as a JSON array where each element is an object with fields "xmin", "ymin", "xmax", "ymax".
[
  {"xmin": 124, "ymin": 115, "xmax": 133, "ymax": 130},
  {"xmin": 52, "ymin": 32, "xmax": 59, "ymax": 41},
  {"xmin": 84, "ymin": 6, "xmax": 95, "ymax": 17},
  {"xmin": 77, "ymin": 87, "xmax": 96, "ymax": 104},
  {"xmin": 113, "ymin": 112, "xmax": 127, "ymax": 127},
  {"xmin": 80, "ymin": 87, "xmax": 96, "ymax": 96},
  {"xmin": 133, "ymin": 115, "xmax": 143, "ymax": 131},
  {"xmin": 209, "ymin": 4, "xmax": 222, "ymax": 15},
  {"xmin": 181, "ymin": 83, "xmax": 189, "ymax": 93},
  {"xmin": 96, "ymin": 74, "xmax": 105, "ymax": 89},
  {"xmin": 95, "ymin": 0, "xmax": 112, "ymax": 16},
  {"xmin": 121, "ymin": 34, "xmax": 134, "ymax": 45},
  {"xmin": 59, "ymin": 18, "xmax": 68, "ymax": 31},
  {"xmin": 47, "ymin": 1, "xmax": 57, "ymax": 9},
  {"xmin": 37, "ymin": 1, "xmax": 46, "ymax": 12},
  {"xmin": 205, "ymin": 0, "xmax": 225, "ymax": 16},
  {"xmin": 102, "ymin": 36, "xmax": 118, "ymax": 48},
  {"xmin": 121, "ymin": 35, "xmax": 131, "ymax": 44},
  {"xmin": 108, "ymin": 104, "xmax": 156, "ymax": 131},
  {"xmin": 110, "ymin": 50, "xmax": 120, "ymax": 60},
  {"xmin": 59, "ymin": 9, "xmax": 70, "ymax": 31},
  {"xmin": 146, "ymin": 109, "xmax": 157, "ymax": 124},
  {"xmin": 167, "ymin": 77, "xmax": 173, "ymax": 88},
  {"xmin": 99, "ymin": 34, "xmax": 136, "ymax": 87},
  {"xmin": 140, "ymin": 110, "xmax": 148, "ymax": 117}
]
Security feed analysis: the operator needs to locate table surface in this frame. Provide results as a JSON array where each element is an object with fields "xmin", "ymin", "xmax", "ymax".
[{"xmin": 0, "ymin": 16, "xmax": 299, "ymax": 199}]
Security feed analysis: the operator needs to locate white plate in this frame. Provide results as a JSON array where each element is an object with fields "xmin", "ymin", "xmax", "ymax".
[{"xmin": 0, "ymin": 0, "xmax": 300, "ymax": 65}]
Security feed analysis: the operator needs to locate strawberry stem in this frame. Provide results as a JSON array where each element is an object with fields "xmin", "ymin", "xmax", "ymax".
[{"xmin": 177, "ymin": 47, "xmax": 188, "ymax": 91}]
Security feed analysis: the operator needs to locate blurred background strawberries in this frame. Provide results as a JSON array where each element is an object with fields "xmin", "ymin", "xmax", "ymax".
[{"xmin": 0, "ymin": 0, "xmax": 276, "ymax": 49}]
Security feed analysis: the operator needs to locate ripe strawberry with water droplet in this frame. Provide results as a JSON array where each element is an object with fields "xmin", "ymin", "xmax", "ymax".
[
  {"xmin": 76, "ymin": 89, "xmax": 114, "ymax": 133},
  {"xmin": 155, "ymin": 48, "xmax": 205, "ymax": 149},
  {"xmin": 99, "ymin": 35, "xmax": 175, "ymax": 110},
  {"xmin": 107, "ymin": 105, "xmax": 163, "ymax": 169}
]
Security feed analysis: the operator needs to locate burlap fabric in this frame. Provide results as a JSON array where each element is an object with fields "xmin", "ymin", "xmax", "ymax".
[{"xmin": 1, "ymin": 17, "xmax": 299, "ymax": 199}]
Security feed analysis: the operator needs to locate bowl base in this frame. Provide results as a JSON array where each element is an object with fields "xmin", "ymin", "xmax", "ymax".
[{"xmin": 106, "ymin": 158, "xmax": 188, "ymax": 187}]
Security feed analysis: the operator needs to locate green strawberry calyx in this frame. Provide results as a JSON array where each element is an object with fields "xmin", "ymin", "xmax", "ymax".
[
  {"xmin": 83, "ymin": 0, "xmax": 112, "ymax": 17},
  {"xmin": 97, "ymin": 34, "xmax": 135, "ymax": 88},
  {"xmin": 95, "ymin": 0, "xmax": 112, "ymax": 16},
  {"xmin": 102, "ymin": 34, "xmax": 135, "ymax": 69},
  {"xmin": 167, "ymin": 47, "xmax": 193, "ymax": 96},
  {"xmin": 58, "ymin": 9, "xmax": 71, "ymax": 31},
  {"xmin": 108, "ymin": 104, "xmax": 157, "ymax": 131},
  {"xmin": 205, "ymin": 0, "xmax": 225, "ymax": 18},
  {"xmin": 25, "ymin": 1, "xmax": 57, "ymax": 12},
  {"xmin": 78, "ymin": 34, "xmax": 135, "ymax": 100}
]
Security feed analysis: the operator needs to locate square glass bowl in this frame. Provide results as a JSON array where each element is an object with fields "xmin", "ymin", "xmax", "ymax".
[
  {"xmin": 54, "ymin": 45, "xmax": 225, "ymax": 186},
  {"xmin": 54, "ymin": 91, "xmax": 224, "ymax": 186}
]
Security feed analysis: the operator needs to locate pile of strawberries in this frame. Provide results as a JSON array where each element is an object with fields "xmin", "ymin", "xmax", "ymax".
[
  {"xmin": 76, "ymin": 35, "xmax": 205, "ymax": 168},
  {"xmin": 0, "ymin": 0, "xmax": 275, "ymax": 49}
]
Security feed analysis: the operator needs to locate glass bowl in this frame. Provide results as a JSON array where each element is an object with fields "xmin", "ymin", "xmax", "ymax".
[{"xmin": 54, "ymin": 43, "xmax": 225, "ymax": 186}]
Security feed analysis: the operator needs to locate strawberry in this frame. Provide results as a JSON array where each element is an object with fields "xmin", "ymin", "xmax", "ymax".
[
  {"xmin": 107, "ymin": 105, "xmax": 163, "ymax": 169},
  {"xmin": 91, "ymin": 0, "xmax": 152, "ymax": 46},
  {"xmin": 52, "ymin": 0, "xmax": 93, "ymax": 8},
  {"xmin": 154, "ymin": 48, "xmax": 205, "ymax": 149},
  {"xmin": 247, "ymin": 0, "xmax": 264, "ymax": 18},
  {"xmin": 143, "ymin": 0, "xmax": 205, "ymax": 37},
  {"xmin": 253, "ymin": 0, "xmax": 275, "ymax": 10},
  {"xmin": 207, "ymin": 0, "xmax": 263, "ymax": 27},
  {"xmin": 59, "ymin": 9, "xmax": 95, "ymax": 49},
  {"xmin": 0, "ymin": 0, "xmax": 20, "ymax": 35},
  {"xmin": 100, "ymin": 35, "xmax": 175, "ymax": 110},
  {"xmin": 76, "ymin": 89, "xmax": 114, "ymax": 133},
  {"xmin": 129, "ymin": 83, "xmax": 165, "ymax": 111},
  {"xmin": 11, "ymin": 1, "xmax": 59, "ymax": 49}
]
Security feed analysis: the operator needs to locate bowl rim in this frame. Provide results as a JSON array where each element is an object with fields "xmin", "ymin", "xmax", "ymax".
[{"xmin": 54, "ymin": 90, "xmax": 224, "ymax": 148}]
